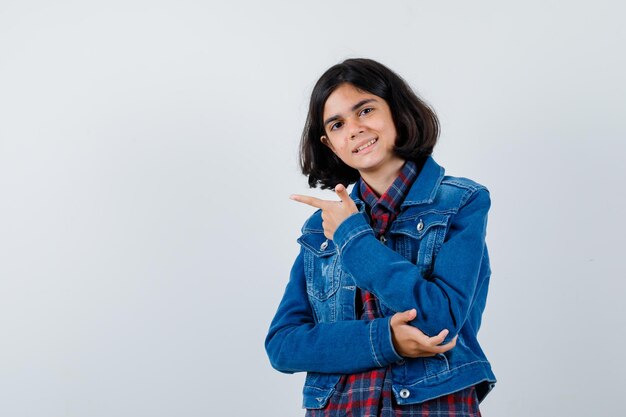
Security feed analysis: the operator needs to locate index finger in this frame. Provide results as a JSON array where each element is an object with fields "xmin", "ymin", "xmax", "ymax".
[{"xmin": 290, "ymin": 194, "xmax": 329, "ymax": 209}]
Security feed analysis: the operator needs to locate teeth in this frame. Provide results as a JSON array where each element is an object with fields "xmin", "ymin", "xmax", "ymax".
[{"xmin": 355, "ymin": 139, "xmax": 377, "ymax": 153}]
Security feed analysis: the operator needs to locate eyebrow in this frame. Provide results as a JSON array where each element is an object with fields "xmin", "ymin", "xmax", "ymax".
[{"xmin": 323, "ymin": 98, "xmax": 378, "ymax": 127}]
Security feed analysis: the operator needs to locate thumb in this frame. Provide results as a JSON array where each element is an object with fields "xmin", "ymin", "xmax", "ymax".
[
  {"xmin": 392, "ymin": 308, "xmax": 417, "ymax": 325},
  {"xmin": 334, "ymin": 184, "xmax": 354, "ymax": 205},
  {"xmin": 404, "ymin": 308, "xmax": 417, "ymax": 321}
]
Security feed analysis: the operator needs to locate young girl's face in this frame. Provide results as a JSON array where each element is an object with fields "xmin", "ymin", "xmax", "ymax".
[{"xmin": 321, "ymin": 83, "xmax": 403, "ymax": 177}]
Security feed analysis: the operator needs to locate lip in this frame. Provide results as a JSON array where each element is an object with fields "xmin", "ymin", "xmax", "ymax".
[{"xmin": 352, "ymin": 137, "xmax": 378, "ymax": 154}]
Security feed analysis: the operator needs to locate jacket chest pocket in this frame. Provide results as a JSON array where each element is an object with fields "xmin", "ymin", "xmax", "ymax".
[
  {"xmin": 297, "ymin": 233, "xmax": 342, "ymax": 322},
  {"xmin": 390, "ymin": 212, "xmax": 450, "ymax": 275}
]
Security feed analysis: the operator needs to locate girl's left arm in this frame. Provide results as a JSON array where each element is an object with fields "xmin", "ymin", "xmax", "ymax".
[{"xmin": 333, "ymin": 187, "xmax": 491, "ymax": 345}]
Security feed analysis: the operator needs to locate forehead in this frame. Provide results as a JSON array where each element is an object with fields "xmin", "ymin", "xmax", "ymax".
[{"xmin": 322, "ymin": 83, "xmax": 382, "ymax": 117}]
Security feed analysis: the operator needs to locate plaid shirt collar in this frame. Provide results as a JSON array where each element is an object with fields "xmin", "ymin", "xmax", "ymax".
[{"xmin": 359, "ymin": 159, "xmax": 420, "ymax": 235}]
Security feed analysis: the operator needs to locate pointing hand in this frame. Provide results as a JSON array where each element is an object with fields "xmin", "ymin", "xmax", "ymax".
[{"xmin": 290, "ymin": 184, "xmax": 358, "ymax": 240}]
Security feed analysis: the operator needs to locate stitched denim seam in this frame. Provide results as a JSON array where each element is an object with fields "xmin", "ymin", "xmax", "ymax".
[
  {"xmin": 393, "ymin": 209, "xmax": 456, "ymax": 223},
  {"xmin": 459, "ymin": 189, "xmax": 476, "ymax": 208},
  {"xmin": 403, "ymin": 360, "xmax": 492, "ymax": 387},
  {"xmin": 386, "ymin": 317, "xmax": 402, "ymax": 362},
  {"xmin": 441, "ymin": 179, "xmax": 484, "ymax": 192},
  {"xmin": 369, "ymin": 320, "xmax": 383, "ymax": 367},
  {"xmin": 338, "ymin": 228, "xmax": 371, "ymax": 254}
]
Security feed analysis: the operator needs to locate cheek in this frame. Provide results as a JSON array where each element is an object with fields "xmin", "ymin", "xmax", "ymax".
[
  {"xmin": 380, "ymin": 111, "xmax": 397, "ymax": 135},
  {"xmin": 384, "ymin": 123, "xmax": 398, "ymax": 143},
  {"xmin": 371, "ymin": 116, "xmax": 394, "ymax": 135},
  {"xmin": 328, "ymin": 138, "xmax": 349, "ymax": 155},
  {"xmin": 333, "ymin": 145, "xmax": 355, "ymax": 164}
]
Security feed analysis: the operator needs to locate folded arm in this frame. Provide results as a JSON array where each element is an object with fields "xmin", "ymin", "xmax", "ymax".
[
  {"xmin": 265, "ymin": 247, "xmax": 401, "ymax": 374},
  {"xmin": 332, "ymin": 188, "xmax": 491, "ymax": 344},
  {"xmin": 265, "ymin": 249, "xmax": 458, "ymax": 374}
]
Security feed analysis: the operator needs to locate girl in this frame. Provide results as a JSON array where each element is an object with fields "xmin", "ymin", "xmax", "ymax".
[{"xmin": 266, "ymin": 58, "xmax": 496, "ymax": 416}]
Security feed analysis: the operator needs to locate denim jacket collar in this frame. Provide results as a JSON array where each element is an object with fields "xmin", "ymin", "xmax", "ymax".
[{"xmin": 350, "ymin": 156, "xmax": 445, "ymax": 209}]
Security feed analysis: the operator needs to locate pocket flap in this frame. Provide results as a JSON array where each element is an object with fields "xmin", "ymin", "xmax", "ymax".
[
  {"xmin": 389, "ymin": 212, "xmax": 450, "ymax": 239},
  {"xmin": 297, "ymin": 232, "xmax": 336, "ymax": 257}
]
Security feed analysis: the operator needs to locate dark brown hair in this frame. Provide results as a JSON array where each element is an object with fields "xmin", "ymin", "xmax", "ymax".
[{"xmin": 300, "ymin": 58, "xmax": 439, "ymax": 189}]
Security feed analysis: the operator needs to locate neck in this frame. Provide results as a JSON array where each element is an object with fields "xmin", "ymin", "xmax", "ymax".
[{"xmin": 360, "ymin": 158, "xmax": 406, "ymax": 197}]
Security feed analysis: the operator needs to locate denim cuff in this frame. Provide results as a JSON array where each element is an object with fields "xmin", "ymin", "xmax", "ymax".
[
  {"xmin": 333, "ymin": 211, "xmax": 373, "ymax": 255},
  {"xmin": 370, "ymin": 317, "xmax": 403, "ymax": 366}
]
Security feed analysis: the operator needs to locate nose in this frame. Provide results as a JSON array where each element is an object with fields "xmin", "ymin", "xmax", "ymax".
[{"xmin": 346, "ymin": 117, "xmax": 364, "ymax": 140}]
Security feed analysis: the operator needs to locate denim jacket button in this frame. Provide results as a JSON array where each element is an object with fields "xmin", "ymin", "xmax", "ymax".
[
  {"xmin": 396, "ymin": 359, "xmax": 405, "ymax": 365},
  {"xmin": 379, "ymin": 235, "xmax": 387, "ymax": 244},
  {"xmin": 399, "ymin": 389, "xmax": 410, "ymax": 399},
  {"xmin": 417, "ymin": 219, "xmax": 424, "ymax": 232},
  {"xmin": 320, "ymin": 240, "xmax": 329, "ymax": 250}
]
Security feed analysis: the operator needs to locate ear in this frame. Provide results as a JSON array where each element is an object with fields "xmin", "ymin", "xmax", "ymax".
[{"xmin": 320, "ymin": 135, "xmax": 336, "ymax": 153}]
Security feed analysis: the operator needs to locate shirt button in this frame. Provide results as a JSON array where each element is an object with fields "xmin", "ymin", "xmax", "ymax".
[
  {"xmin": 399, "ymin": 389, "xmax": 410, "ymax": 399},
  {"xmin": 416, "ymin": 219, "xmax": 424, "ymax": 232},
  {"xmin": 320, "ymin": 240, "xmax": 329, "ymax": 250}
]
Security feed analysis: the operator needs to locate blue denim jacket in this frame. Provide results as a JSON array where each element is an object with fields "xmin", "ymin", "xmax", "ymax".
[{"xmin": 265, "ymin": 157, "xmax": 496, "ymax": 409}]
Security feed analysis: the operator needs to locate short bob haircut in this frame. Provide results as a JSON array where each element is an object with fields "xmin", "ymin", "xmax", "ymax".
[{"xmin": 300, "ymin": 58, "xmax": 440, "ymax": 190}]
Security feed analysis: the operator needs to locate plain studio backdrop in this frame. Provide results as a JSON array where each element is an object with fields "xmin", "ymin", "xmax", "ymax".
[{"xmin": 1, "ymin": 1, "xmax": 625, "ymax": 416}]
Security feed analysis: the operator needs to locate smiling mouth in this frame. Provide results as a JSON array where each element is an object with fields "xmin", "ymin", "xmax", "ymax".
[{"xmin": 353, "ymin": 138, "xmax": 378, "ymax": 153}]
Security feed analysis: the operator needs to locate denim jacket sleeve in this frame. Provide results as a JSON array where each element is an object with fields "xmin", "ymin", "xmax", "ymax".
[
  {"xmin": 332, "ymin": 187, "xmax": 491, "ymax": 345},
  {"xmin": 265, "ymin": 246, "xmax": 402, "ymax": 374}
]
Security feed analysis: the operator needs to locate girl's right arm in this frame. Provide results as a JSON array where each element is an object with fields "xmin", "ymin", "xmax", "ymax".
[
  {"xmin": 265, "ymin": 247, "xmax": 454, "ymax": 375},
  {"xmin": 265, "ymin": 247, "xmax": 400, "ymax": 374}
]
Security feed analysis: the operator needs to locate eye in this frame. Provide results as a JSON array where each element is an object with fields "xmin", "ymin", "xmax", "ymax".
[
  {"xmin": 330, "ymin": 121, "xmax": 343, "ymax": 131},
  {"xmin": 359, "ymin": 107, "xmax": 374, "ymax": 116}
]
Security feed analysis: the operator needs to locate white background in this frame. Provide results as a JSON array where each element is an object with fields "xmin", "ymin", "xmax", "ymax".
[{"xmin": 1, "ymin": 1, "xmax": 625, "ymax": 416}]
